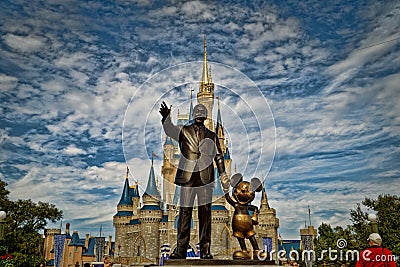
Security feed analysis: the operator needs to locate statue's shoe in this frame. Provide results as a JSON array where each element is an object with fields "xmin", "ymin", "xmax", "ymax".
[{"xmin": 233, "ymin": 250, "xmax": 251, "ymax": 260}]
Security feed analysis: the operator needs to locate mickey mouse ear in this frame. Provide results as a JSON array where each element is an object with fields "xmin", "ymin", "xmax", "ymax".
[
  {"xmin": 230, "ymin": 173, "xmax": 243, "ymax": 188},
  {"xmin": 251, "ymin": 177, "xmax": 263, "ymax": 192}
]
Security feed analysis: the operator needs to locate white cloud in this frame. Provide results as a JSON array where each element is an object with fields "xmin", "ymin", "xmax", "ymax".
[
  {"xmin": 3, "ymin": 34, "xmax": 45, "ymax": 52},
  {"xmin": 63, "ymin": 145, "xmax": 87, "ymax": 156},
  {"xmin": 0, "ymin": 74, "xmax": 18, "ymax": 92}
]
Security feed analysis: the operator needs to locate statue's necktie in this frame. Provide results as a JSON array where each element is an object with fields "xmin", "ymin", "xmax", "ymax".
[{"xmin": 196, "ymin": 125, "xmax": 204, "ymax": 141}]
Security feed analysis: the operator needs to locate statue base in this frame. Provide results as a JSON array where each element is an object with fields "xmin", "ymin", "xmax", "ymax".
[{"xmin": 164, "ymin": 259, "xmax": 276, "ymax": 266}]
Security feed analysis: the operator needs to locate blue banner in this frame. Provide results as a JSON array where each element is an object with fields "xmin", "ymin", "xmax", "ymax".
[
  {"xmin": 54, "ymin": 234, "xmax": 66, "ymax": 267},
  {"xmin": 262, "ymin": 237, "xmax": 273, "ymax": 253}
]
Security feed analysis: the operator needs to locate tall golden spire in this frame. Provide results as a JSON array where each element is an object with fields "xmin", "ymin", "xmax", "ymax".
[
  {"xmin": 197, "ymin": 35, "xmax": 215, "ymax": 130},
  {"xmin": 201, "ymin": 35, "xmax": 210, "ymax": 85}
]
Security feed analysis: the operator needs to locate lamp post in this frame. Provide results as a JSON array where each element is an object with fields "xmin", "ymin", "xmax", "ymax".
[
  {"xmin": 367, "ymin": 213, "xmax": 378, "ymax": 234},
  {"xmin": 0, "ymin": 211, "xmax": 6, "ymax": 241},
  {"xmin": 0, "ymin": 210, "xmax": 6, "ymax": 256}
]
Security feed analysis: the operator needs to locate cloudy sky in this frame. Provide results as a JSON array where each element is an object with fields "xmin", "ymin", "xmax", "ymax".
[{"xmin": 1, "ymin": 0, "xmax": 399, "ymax": 239}]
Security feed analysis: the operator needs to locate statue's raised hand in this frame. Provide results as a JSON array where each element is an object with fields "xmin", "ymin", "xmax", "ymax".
[{"xmin": 159, "ymin": 101, "xmax": 171, "ymax": 122}]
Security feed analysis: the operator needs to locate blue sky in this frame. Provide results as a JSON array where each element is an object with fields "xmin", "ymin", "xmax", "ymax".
[{"xmin": 0, "ymin": 0, "xmax": 399, "ymax": 239}]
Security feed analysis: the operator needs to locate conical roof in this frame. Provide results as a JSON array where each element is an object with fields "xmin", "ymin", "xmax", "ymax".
[
  {"xmin": 143, "ymin": 162, "xmax": 160, "ymax": 198},
  {"xmin": 118, "ymin": 177, "xmax": 133, "ymax": 206}
]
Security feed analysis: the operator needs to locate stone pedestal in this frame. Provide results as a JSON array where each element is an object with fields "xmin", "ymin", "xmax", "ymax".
[{"xmin": 164, "ymin": 259, "xmax": 276, "ymax": 266}]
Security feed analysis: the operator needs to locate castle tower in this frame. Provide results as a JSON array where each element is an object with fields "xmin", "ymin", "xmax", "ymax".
[
  {"xmin": 43, "ymin": 228, "xmax": 61, "ymax": 261},
  {"xmin": 113, "ymin": 167, "xmax": 134, "ymax": 258},
  {"xmin": 130, "ymin": 179, "xmax": 140, "ymax": 214},
  {"xmin": 140, "ymin": 159, "xmax": 162, "ymax": 263},
  {"xmin": 256, "ymin": 184, "xmax": 279, "ymax": 260},
  {"xmin": 211, "ymin": 170, "xmax": 231, "ymax": 259},
  {"xmin": 197, "ymin": 35, "xmax": 214, "ymax": 131},
  {"xmin": 162, "ymin": 137, "xmax": 176, "ymax": 203}
]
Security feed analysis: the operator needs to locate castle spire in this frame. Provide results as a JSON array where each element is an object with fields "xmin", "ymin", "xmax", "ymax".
[
  {"xmin": 197, "ymin": 35, "xmax": 215, "ymax": 130},
  {"xmin": 216, "ymin": 96, "xmax": 222, "ymax": 125},
  {"xmin": 118, "ymin": 169, "xmax": 133, "ymax": 206},
  {"xmin": 201, "ymin": 35, "xmax": 210, "ymax": 85},
  {"xmin": 189, "ymin": 88, "xmax": 194, "ymax": 121},
  {"xmin": 260, "ymin": 182, "xmax": 270, "ymax": 209},
  {"xmin": 143, "ymin": 159, "xmax": 161, "ymax": 198}
]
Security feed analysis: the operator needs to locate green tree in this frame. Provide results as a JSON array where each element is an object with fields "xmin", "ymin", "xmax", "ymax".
[
  {"xmin": 314, "ymin": 223, "xmax": 357, "ymax": 266},
  {"xmin": 0, "ymin": 179, "xmax": 63, "ymax": 267}
]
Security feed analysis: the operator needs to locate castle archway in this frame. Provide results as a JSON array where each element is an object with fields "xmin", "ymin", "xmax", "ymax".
[{"xmin": 132, "ymin": 234, "xmax": 146, "ymax": 261}]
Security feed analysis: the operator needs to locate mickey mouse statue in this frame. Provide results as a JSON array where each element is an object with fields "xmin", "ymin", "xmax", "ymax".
[{"xmin": 221, "ymin": 173, "xmax": 267, "ymax": 260}]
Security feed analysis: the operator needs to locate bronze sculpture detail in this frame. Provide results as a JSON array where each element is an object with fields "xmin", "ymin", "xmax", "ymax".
[
  {"xmin": 222, "ymin": 173, "xmax": 267, "ymax": 260},
  {"xmin": 160, "ymin": 101, "xmax": 228, "ymax": 260}
]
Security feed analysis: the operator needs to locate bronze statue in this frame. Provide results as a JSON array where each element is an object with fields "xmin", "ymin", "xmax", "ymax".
[
  {"xmin": 160, "ymin": 101, "xmax": 228, "ymax": 259},
  {"xmin": 222, "ymin": 173, "xmax": 267, "ymax": 260}
]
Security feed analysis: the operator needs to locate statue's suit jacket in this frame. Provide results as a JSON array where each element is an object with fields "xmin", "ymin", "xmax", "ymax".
[{"xmin": 162, "ymin": 116, "xmax": 226, "ymax": 185}]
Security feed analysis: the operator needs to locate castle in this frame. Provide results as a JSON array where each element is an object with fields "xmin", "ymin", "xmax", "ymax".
[{"xmin": 113, "ymin": 37, "xmax": 280, "ymax": 265}]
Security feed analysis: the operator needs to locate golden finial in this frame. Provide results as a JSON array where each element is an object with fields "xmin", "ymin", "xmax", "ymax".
[{"xmin": 125, "ymin": 166, "xmax": 129, "ymax": 179}]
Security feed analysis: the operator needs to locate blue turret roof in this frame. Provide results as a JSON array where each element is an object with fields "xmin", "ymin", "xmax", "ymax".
[
  {"xmin": 189, "ymin": 98, "xmax": 193, "ymax": 121},
  {"xmin": 213, "ymin": 168, "xmax": 224, "ymax": 196},
  {"xmin": 224, "ymin": 147, "xmax": 231, "ymax": 160},
  {"xmin": 129, "ymin": 219, "xmax": 141, "ymax": 225},
  {"xmin": 212, "ymin": 205, "xmax": 227, "ymax": 211},
  {"xmin": 143, "ymin": 163, "xmax": 161, "ymax": 198},
  {"xmin": 118, "ymin": 177, "xmax": 133, "ymax": 206},
  {"xmin": 69, "ymin": 232, "xmax": 84, "ymax": 247},
  {"xmin": 172, "ymin": 185, "xmax": 180, "ymax": 205},
  {"xmin": 82, "ymin": 238, "xmax": 96, "ymax": 256},
  {"xmin": 114, "ymin": 211, "xmax": 133, "ymax": 217},
  {"xmin": 217, "ymin": 106, "xmax": 222, "ymax": 124},
  {"xmin": 215, "ymin": 101, "xmax": 224, "ymax": 135},
  {"xmin": 164, "ymin": 136, "xmax": 174, "ymax": 146},
  {"xmin": 141, "ymin": 205, "xmax": 162, "ymax": 210}
]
